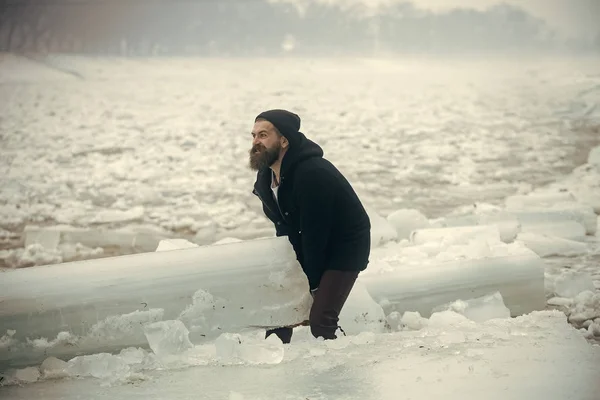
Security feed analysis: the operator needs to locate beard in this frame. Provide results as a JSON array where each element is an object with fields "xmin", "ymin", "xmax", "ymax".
[{"xmin": 248, "ymin": 142, "xmax": 281, "ymax": 171}]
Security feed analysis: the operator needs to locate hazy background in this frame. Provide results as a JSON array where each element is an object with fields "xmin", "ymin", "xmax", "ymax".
[{"xmin": 1, "ymin": 0, "xmax": 599, "ymax": 56}]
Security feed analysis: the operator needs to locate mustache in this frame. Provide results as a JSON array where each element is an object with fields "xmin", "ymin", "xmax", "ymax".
[{"xmin": 250, "ymin": 144, "xmax": 266, "ymax": 153}]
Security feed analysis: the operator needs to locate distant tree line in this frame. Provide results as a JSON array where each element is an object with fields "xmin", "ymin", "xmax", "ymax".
[{"xmin": 0, "ymin": 0, "xmax": 597, "ymax": 55}]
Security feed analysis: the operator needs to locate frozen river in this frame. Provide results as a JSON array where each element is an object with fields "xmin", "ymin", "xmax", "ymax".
[
  {"xmin": 1, "ymin": 54, "xmax": 599, "ymax": 258},
  {"xmin": 1, "ymin": 54, "xmax": 599, "ymax": 399}
]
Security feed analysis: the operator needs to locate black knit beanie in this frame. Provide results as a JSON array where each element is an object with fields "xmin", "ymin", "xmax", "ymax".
[{"xmin": 255, "ymin": 109, "xmax": 302, "ymax": 147}]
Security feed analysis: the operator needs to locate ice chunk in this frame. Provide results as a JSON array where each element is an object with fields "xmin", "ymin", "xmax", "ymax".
[
  {"xmin": 215, "ymin": 333, "xmax": 284, "ymax": 365},
  {"xmin": 547, "ymin": 297, "xmax": 573, "ymax": 307},
  {"xmin": 477, "ymin": 213, "xmax": 521, "ymax": 242},
  {"xmin": 27, "ymin": 331, "xmax": 78, "ymax": 349},
  {"xmin": 40, "ymin": 357, "xmax": 68, "ymax": 379},
  {"xmin": 518, "ymin": 220, "xmax": 586, "ymax": 241},
  {"xmin": 427, "ymin": 310, "xmax": 472, "ymax": 327},
  {"xmin": 25, "ymin": 224, "xmax": 172, "ymax": 254},
  {"xmin": 432, "ymin": 292, "xmax": 511, "ymax": 322},
  {"xmin": 367, "ymin": 207, "xmax": 397, "ymax": 247},
  {"xmin": 213, "ymin": 237, "xmax": 243, "ymax": 245},
  {"xmin": 567, "ymin": 291, "xmax": 600, "ymax": 325},
  {"xmin": 118, "ymin": 347, "xmax": 155, "ymax": 368},
  {"xmin": 143, "ymin": 320, "xmax": 193, "ymax": 361},
  {"xmin": 13, "ymin": 366, "xmax": 41, "ymax": 383},
  {"xmin": 60, "ymin": 242, "xmax": 104, "ymax": 262},
  {"xmin": 177, "ymin": 289, "xmax": 217, "ymax": 330},
  {"xmin": 386, "ymin": 209, "xmax": 430, "ymax": 240},
  {"xmin": 512, "ymin": 206, "xmax": 597, "ymax": 236},
  {"xmin": 0, "ymin": 228, "xmax": 18, "ymax": 241},
  {"xmin": 2, "ymin": 244, "xmax": 63, "ymax": 268},
  {"xmin": 155, "ymin": 238, "xmax": 199, "ymax": 252},
  {"xmin": 338, "ymin": 281, "xmax": 386, "ymax": 335},
  {"xmin": 515, "ymin": 232, "xmax": 588, "ymax": 257},
  {"xmin": 193, "ymin": 225, "xmax": 218, "ymax": 245},
  {"xmin": 215, "ymin": 333, "xmax": 244, "ymax": 362},
  {"xmin": 588, "ymin": 145, "xmax": 600, "ymax": 166},
  {"xmin": 66, "ymin": 353, "xmax": 130, "ymax": 381},
  {"xmin": 82, "ymin": 206, "xmax": 145, "ymax": 224},
  {"xmin": 554, "ymin": 271, "xmax": 595, "ymax": 298},
  {"xmin": 437, "ymin": 212, "xmax": 520, "ymax": 243},
  {"xmin": 24, "ymin": 225, "xmax": 60, "ymax": 250},
  {"xmin": 580, "ymin": 327, "xmax": 593, "ymax": 339},
  {"xmin": 385, "ymin": 311, "xmax": 401, "ymax": 331},
  {"xmin": 434, "ymin": 239, "xmax": 494, "ymax": 261},
  {"xmin": 0, "ymin": 329, "xmax": 17, "ymax": 349},
  {"xmin": 0, "ymin": 236, "xmax": 310, "ymax": 367},
  {"xmin": 410, "ymin": 225, "xmax": 501, "ymax": 246},
  {"xmin": 89, "ymin": 309, "xmax": 165, "ymax": 341},
  {"xmin": 505, "ymin": 192, "xmax": 577, "ymax": 209},
  {"xmin": 589, "ymin": 322, "xmax": 600, "ymax": 337},
  {"xmin": 400, "ymin": 311, "xmax": 429, "ymax": 331},
  {"xmin": 359, "ymin": 252, "xmax": 546, "ymax": 319}
]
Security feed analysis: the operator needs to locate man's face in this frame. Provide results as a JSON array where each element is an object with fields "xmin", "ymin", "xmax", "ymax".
[{"xmin": 249, "ymin": 120, "xmax": 287, "ymax": 171}]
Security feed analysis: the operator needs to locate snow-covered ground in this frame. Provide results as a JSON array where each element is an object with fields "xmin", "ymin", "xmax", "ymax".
[{"xmin": 1, "ymin": 54, "xmax": 600, "ymax": 399}]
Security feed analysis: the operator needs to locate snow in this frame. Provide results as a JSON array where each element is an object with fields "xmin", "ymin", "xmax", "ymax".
[{"xmin": 1, "ymin": 55, "xmax": 600, "ymax": 398}]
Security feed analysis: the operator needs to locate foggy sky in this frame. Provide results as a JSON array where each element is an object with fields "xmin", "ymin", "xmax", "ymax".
[
  {"xmin": 413, "ymin": 0, "xmax": 599, "ymax": 39},
  {"xmin": 3, "ymin": 0, "xmax": 598, "ymax": 55},
  {"xmin": 278, "ymin": 0, "xmax": 600, "ymax": 40}
]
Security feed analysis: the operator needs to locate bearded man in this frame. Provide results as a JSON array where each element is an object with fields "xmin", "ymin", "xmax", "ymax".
[{"xmin": 249, "ymin": 109, "xmax": 371, "ymax": 343}]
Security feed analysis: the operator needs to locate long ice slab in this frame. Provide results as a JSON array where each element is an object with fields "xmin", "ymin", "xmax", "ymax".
[
  {"xmin": 360, "ymin": 253, "xmax": 546, "ymax": 318},
  {"xmin": 0, "ymin": 237, "xmax": 310, "ymax": 370}
]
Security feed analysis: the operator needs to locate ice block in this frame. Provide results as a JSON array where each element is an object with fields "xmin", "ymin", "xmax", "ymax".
[
  {"xmin": 0, "ymin": 237, "xmax": 310, "ymax": 370},
  {"xmin": 360, "ymin": 253, "xmax": 546, "ymax": 319},
  {"xmin": 410, "ymin": 225, "xmax": 502, "ymax": 246}
]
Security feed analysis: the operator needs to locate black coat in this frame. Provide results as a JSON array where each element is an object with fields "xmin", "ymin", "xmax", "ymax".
[{"xmin": 252, "ymin": 134, "xmax": 371, "ymax": 290}]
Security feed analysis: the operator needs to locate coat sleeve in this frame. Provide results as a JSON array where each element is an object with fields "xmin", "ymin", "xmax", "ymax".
[
  {"xmin": 294, "ymin": 167, "xmax": 337, "ymax": 290},
  {"xmin": 274, "ymin": 221, "xmax": 290, "ymax": 237}
]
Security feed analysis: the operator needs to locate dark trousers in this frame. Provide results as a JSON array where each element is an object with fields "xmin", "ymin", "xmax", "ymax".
[{"xmin": 265, "ymin": 269, "xmax": 359, "ymax": 343}]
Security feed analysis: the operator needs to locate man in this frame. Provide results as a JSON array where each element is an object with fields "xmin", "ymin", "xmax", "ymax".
[{"xmin": 248, "ymin": 109, "xmax": 371, "ymax": 343}]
